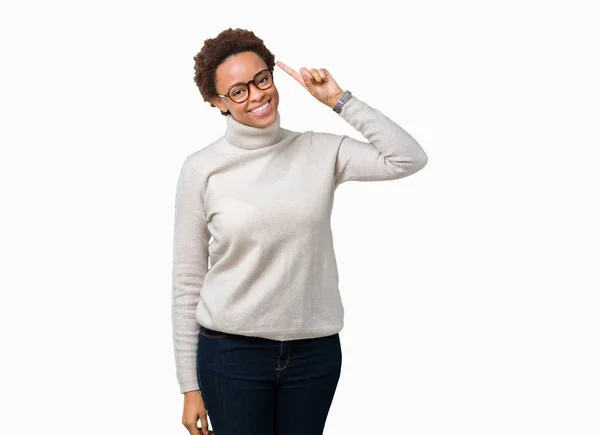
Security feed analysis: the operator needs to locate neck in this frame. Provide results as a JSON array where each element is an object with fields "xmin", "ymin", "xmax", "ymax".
[{"xmin": 225, "ymin": 111, "xmax": 283, "ymax": 150}]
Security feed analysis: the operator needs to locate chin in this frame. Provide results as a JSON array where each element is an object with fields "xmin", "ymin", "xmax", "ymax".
[{"xmin": 244, "ymin": 97, "xmax": 278, "ymax": 127}]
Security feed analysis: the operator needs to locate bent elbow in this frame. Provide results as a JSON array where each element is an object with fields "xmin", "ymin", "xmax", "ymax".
[
  {"xmin": 387, "ymin": 151, "xmax": 428, "ymax": 179},
  {"xmin": 413, "ymin": 151, "xmax": 428, "ymax": 173}
]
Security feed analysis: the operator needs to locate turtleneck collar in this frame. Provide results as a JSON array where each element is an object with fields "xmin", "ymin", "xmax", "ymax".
[{"xmin": 224, "ymin": 110, "xmax": 284, "ymax": 150}]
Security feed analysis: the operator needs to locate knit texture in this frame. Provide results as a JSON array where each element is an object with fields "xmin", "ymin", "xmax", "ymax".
[{"xmin": 172, "ymin": 95, "xmax": 428, "ymax": 393}]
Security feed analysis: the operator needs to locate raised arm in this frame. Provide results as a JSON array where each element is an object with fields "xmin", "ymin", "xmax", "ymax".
[
  {"xmin": 275, "ymin": 61, "xmax": 427, "ymax": 187},
  {"xmin": 334, "ymin": 94, "xmax": 428, "ymax": 186},
  {"xmin": 172, "ymin": 155, "xmax": 210, "ymax": 394}
]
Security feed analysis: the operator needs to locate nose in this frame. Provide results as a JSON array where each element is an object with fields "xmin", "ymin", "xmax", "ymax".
[{"xmin": 248, "ymin": 82, "xmax": 266, "ymax": 101}]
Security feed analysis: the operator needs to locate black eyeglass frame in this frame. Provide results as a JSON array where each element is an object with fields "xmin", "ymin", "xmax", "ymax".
[{"xmin": 216, "ymin": 68, "xmax": 274, "ymax": 103}]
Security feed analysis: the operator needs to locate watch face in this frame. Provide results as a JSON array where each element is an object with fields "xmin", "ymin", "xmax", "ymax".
[{"xmin": 333, "ymin": 91, "xmax": 351, "ymax": 113}]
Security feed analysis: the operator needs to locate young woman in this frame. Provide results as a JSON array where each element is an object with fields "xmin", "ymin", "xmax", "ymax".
[{"xmin": 172, "ymin": 28, "xmax": 428, "ymax": 435}]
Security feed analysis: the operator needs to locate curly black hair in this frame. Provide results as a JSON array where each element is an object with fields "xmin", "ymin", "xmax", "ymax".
[{"xmin": 193, "ymin": 28, "xmax": 276, "ymax": 116}]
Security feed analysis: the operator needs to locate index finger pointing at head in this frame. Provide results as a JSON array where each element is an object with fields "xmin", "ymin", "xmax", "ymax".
[
  {"xmin": 276, "ymin": 60, "xmax": 293, "ymax": 74},
  {"xmin": 276, "ymin": 61, "xmax": 304, "ymax": 87}
]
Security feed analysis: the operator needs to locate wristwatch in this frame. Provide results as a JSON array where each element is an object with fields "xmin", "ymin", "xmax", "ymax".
[{"xmin": 332, "ymin": 90, "xmax": 353, "ymax": 114}]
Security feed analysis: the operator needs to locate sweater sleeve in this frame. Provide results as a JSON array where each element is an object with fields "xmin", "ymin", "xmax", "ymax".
[
  {"xmin": 333, "ymin": 94, "xmax": 428, "ymax": 187},
  {"xmin": 171, "ymin": 155, "xmax": 210, "ymax": 394}
]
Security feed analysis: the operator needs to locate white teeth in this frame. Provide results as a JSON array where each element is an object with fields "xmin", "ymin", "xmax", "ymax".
[{"xmin": 250, "ymin": 100, "xmax": 270, "ymax": 113}]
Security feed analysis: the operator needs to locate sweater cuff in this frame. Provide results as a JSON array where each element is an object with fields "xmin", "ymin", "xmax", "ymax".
[{"xmin": 180, "ymin": 381, "xmax": 200, "ymax": 394}]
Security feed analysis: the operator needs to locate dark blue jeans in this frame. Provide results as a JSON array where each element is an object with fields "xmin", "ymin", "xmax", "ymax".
[{"xmin": 196, "ymin": 325, "xmax": 343, "ymax": 435}]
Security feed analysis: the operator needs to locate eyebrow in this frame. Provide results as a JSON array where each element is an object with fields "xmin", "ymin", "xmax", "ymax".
[{"xmin": 226, "ymin": 69, "xmax": 266, "ymax": 90}]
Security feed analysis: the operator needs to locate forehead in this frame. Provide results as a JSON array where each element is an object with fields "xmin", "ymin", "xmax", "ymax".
[{"xmin": 215, "ymin": 51, "xmax": 268, "ymax": 88}]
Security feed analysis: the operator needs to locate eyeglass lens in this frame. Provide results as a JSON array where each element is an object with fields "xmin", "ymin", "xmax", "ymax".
[{"xmin": 229, "ymin": 70, "xmax": 273, "ymax": 103}]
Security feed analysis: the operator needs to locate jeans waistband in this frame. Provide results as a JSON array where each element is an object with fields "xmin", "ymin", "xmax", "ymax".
[
  {"xmin": 199, "ymin": 325, "xmax": 226, "ymax": 335},
  {"xmin": 199, "ymin": 324, "xmax": 339, "ymax": 342}
]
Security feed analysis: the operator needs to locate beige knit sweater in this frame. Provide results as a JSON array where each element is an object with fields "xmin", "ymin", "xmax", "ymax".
[{"xmin": 172, "ymin": 94, "xmax": 428, "ymax": 393}]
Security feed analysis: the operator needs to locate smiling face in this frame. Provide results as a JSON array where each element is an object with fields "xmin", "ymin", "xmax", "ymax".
[{"xmin": 209, "ymin": 51, "xmax": 279, "ymax": 128}]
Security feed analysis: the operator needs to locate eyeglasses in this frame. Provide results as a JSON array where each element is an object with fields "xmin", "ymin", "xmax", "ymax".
[{"xmin": 217, "ymin": 68, "xmax": 274, "ymax": 103}]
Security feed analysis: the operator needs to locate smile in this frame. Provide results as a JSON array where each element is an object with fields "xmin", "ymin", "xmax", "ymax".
[{"xmin": 248, "ymin": 99, "xmax": 272, "ymax": 114}]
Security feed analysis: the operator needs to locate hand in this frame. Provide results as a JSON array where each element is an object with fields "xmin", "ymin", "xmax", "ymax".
[
  {"xmin": 182, "ymin": 390, "xmax": 213, "ymax": 435},
  {"xmin": 276, "ymin": 60, "xmax": 344, "ymax": 109}
]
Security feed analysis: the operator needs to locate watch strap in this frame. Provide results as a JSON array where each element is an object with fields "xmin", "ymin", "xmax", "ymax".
[{"xmin": 333, "ymin": 90, "xmax": 353, "ymax": 114}]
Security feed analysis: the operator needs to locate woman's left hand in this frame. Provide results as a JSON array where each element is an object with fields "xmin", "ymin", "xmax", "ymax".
[{"xmin": 276, "ymin": 60, "xmax": 344, "ymax": 109}]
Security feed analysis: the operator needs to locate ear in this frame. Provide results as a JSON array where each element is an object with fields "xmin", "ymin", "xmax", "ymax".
[{"xmin": 210, "ymin": 96, "xmax": 228, "ymax": 113}]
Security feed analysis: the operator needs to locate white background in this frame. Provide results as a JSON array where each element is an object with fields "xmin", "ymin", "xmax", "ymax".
[{"xmin": 1, "ymin": 0, "xmax": 599, "ymax": 434}]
